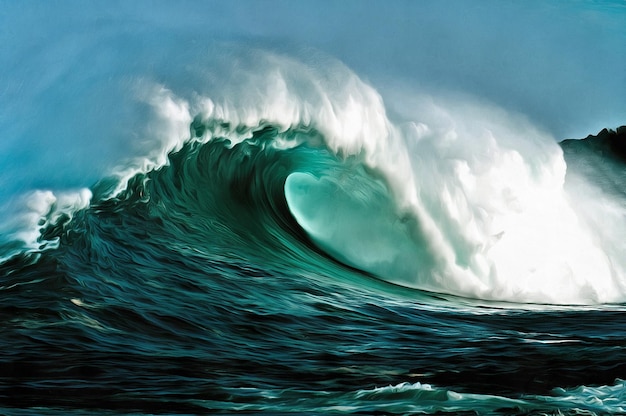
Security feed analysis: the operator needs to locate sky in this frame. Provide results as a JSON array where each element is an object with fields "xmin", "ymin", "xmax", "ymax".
[
  {"xmin": 0, "ymin": 0, "xmax": 625, "ymax": 195},
  {"xmin": 191, "ymin": 0, "xmax": 625, "ymax": 140}
]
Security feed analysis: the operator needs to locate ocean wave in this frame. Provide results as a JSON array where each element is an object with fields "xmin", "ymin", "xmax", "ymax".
[{"xmin": 2, "ymin": 50, "xmax": 625, "ymax": 305}]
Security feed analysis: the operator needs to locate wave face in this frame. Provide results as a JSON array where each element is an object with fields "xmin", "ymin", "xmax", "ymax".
[{"xmin": 2, "ymin": 5, "xmax": 626, "ymax": 414}]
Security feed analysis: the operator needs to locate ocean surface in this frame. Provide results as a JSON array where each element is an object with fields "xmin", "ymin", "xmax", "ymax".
[{"xmin": 2, "ymin": 2, "xmax": 626, "ymax": 415}]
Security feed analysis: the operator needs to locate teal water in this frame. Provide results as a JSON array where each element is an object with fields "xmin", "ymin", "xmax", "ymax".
[{"xmin": 2, "ymin": 2, "xmax": 626, "ymax": 415}]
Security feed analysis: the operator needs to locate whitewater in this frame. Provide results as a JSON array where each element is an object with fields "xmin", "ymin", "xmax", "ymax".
[{"xmin": 2, "ymin": 1, "xmax": 626, "ymax": 415}]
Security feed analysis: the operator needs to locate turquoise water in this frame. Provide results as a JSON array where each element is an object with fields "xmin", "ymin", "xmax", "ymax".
[{"xmin": 2, "ymin": 2, "xmax": 626, "ymax": 414}]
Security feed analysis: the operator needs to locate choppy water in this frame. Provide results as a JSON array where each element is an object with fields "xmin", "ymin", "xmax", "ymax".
[{"xmin": 2, "ymin": 2, "xmax": 626, "ymax": 415}]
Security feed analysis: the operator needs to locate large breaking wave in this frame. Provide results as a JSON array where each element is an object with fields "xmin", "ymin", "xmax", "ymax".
[{"xmin": 2, "ymin": 49, "xmax": 624, "ymax": 306}]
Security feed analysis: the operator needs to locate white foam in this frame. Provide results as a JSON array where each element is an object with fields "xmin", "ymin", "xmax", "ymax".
[
  {"xmin": 0, "ymin": 188, "xmax": 92, "ymax": 257},
  {"xmin": 355, "ymin": 380, "xmax": 626, "ymax": 414},
  {"xmin": 385, "ymin": 94, "xmax": 626, "ymax": 304}
]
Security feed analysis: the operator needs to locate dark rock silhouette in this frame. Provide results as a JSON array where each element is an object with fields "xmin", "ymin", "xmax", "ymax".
[
  {"xmin": 560, "ymin": 125, "xmax": 626, "ymax": 197},
  {"xmin": 560, "ymin": 126, "xmax": 626, "ymax": 162}
]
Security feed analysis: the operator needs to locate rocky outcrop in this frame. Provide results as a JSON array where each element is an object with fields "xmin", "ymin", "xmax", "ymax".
[
  {"xmin": 560, "ymin": 125, "xmax": 626, "ymax": 198},
  {"xmin": 560, "ymin": 126, "xmax": 626, "ymax": 162}
]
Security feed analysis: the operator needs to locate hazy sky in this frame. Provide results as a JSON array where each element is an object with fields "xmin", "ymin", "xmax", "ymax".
[
  {"xmin": 3, "ymin": 1, "xmax": 625, "ymax": 136},
  {"xmin": 128, "ymin": 0, "xmax": 626, "ymax": 138},
  {"xmin": 0, "ymin": 0, "xmax": 624, "ymax": 194}
]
